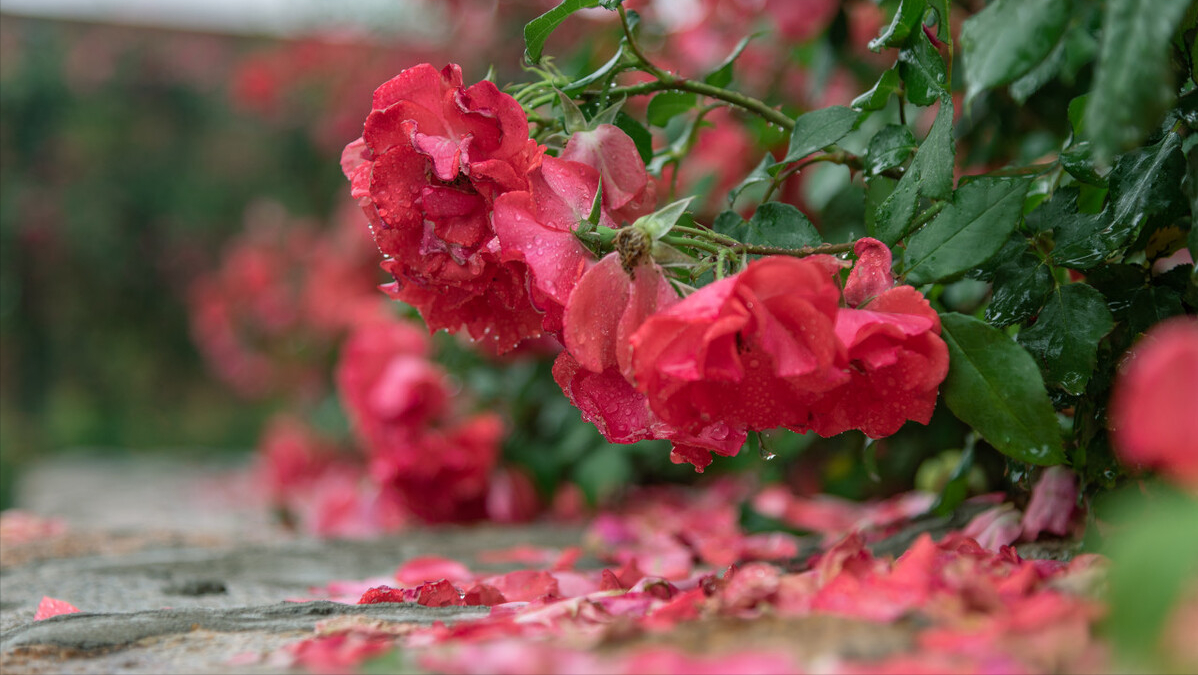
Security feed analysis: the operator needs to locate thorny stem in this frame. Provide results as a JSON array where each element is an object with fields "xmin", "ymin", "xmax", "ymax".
[
  {"xmin": 671, "ymin": 224, "xmax": 739, "ymax": 245},
  {"xmin": 610, "ymin": 7, "xmax": 795, "ymax": 132},
  {"xmin": 661, "ymin": 235, "xmax": 855, "ymax": 260},
  {"xmin": 763, "ymin": 152, "xmax": 904, "ymax": 203},
  {"xmin": 602, "ymin": 79, "xmax": 795, "ymax": 131},
  {"xmin": 660, "ymin": 236, "xmax": 722, "ymax": 256}
]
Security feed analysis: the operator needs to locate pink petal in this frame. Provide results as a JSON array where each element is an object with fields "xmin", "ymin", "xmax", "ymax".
[
  {"xmin": 34, "ymin": 596, "xmax": 80, "ymax": 621},
  {"xmin": 844, "ymin": 237, "xmax": 895, "ymax": 307}
]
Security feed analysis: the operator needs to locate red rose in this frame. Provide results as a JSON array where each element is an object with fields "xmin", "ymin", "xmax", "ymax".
[
  {"xmin": 629, "ymin": 256, "xmax": 847, "ymax": 438},
  {"xmin": 370, "ymin": 413, "xmax": 503, "ymax": 523},
  {"xmin": 493, "ymin": 125, "xmax": 656, "ymax": 334},
  {"xmin": 809, "ymin": 239, "xmax": 948, "ymax": 438},
  {"xmin": 342, "ymin": 63, "xmax": 545, "ymax": 352},
  {"xmin": 558, "ymin": 124, "xmax": 656, "ymax": 225},
  {"xmin": 1110, "ymin": 316, "xmax": 1198, "ymax": 488},
  {"xmin": 336, "ymin": 319, "xmax": 443, "ymax": 452},
  {"xmin": 552, "ymin": 351, "xmax": 746, "ymax": 472},
  {"xmin": 492, "ymin": 155, "xmax": 603, "ymax": 333},
  {"xmin": 809, "ymin": 285, "xmax": 948, "ymax": 438}
]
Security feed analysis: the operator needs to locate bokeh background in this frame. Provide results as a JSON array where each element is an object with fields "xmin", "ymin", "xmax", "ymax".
[{"xmin": 0, "ymin": 0, "xmax": 997, "ymax": 516}]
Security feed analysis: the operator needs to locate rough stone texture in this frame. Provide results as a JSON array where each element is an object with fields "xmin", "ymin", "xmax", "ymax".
[{"xmin": 0, "ymin": 455, "xmax": 585, "ymax": 674}]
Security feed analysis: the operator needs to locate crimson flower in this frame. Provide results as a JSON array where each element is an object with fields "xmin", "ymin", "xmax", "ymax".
[
  {"xmin": 629, "ymin": 256, "xmax": 847, "ymax": 439},
  {"xmin": 1109, "ymin": 316, "xmax": 1198, "ymax": 488},
  {"xmin": 810, "ymin": 239, "xmax": 948, "ymax": 438},
  {"xmin": 342, "ymin": 63, "xmax": 545, "ymax": 352}
]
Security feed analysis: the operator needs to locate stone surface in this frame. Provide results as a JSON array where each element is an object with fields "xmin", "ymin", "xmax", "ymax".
[{"xmin": 0, "ymin": 454, "xmax": 584, "ymax": 674}]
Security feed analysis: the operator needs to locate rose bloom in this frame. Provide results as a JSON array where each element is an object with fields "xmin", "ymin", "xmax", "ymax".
[
  {"xmin": 336, "ymin": 318, "xmax": 446, "ymax": 453},
  {"xmin": 630, "ymin": 255, "xmax": 847, "ymax": 439},
  {"xmin": 342, "ymin": 63, "xmax": 545, "ymax": 352},
  {"xmin": 336, "ymin": 317, "xmax": 503, "ymax": 523},
  {"xmin": 1109, "ymin": 316, "xmax": 1198, "ymax": 488},
  {"xmin": 808, "ymin": 238, "xmax": 948, "ymax": 438},
  {"xmin": 493, "ymin": 124, "xmax": 656, "ymax": 333},
  {"xmin": 370, "ymin": 414, "xmax": 503, "ymax": 523}
]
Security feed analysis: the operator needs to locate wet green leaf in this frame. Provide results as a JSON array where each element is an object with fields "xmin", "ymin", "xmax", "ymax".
[
  {"xmin": 869, "ymin": 0, "xmax": 927, "ymax": 51},
  {"xmin": 744, "ymin": 202, "xmax": 822, "ymax": 248},
  {"xmin": 873, "ymin": 98, "xmax": 954, "ymax": 244},
  {"xmin": 866, "ymin": 124, "xmax": 917, "ymax": 176},
  {"xmin": 1126, "ymin": 285, "xmax": 1186, "ymax": 336},
  {"xmin": 898, "ymin": 30, "xmax": 948, "ymax": 106},
  {"xmin": 704, "ymin": 34, "xmax": 755, "ymax": 88},
  {"xmin": 633, "ymin": 197, "xmax": 693, "ymax": 241},
  {"xmin": 1084, "ymin": 0, "xmax": 1192, "ymax": 160},
  {"xmin": 1017, "ymin": 283, "xmax": 1115, "ymax": 395},
  {"xmin": 851, "ymin": 68, "xmax": 902, "ymax": 111},
  {"xmin": 940, "ymin": 313, "xmax": 1065, "ymax": 465},
  {"xmin": 1059, "ymin": 142, "xmax": 1107, "ymax": 187},
  {"xmin": 1107, "ymin": 132, "xmax": 1187, "ymax": 248},
  {"xmin": 524, "ymin": 0, "xmax": 603, "ymax": 64},
  {"xmin": 1008, "ymin": 38, "xmax": 1066, "ymax": 104},
  {"xmin": 727, "ymin": 154, "xmax": 775, "ymax": 206},
  {"xmin": 777, "ymin": 106, "xmax": 859, "ymax": 167},
  {"xmin": 986, "ymin": 250, "xmax": 1053, "ymax": 327},
  {"xmin": 960, "ymin": 0, "xmax": 1071, "ymax": 103},
  {"xmin": 562, "ymin": 45, "xmax": 626, "ymax": 92},
  {"xmin": 903, "ymin": 177, "xmax": 1029, "ymax": 285},
  {"xmin": 614, "ymin": 112, "xmax": 652, "ymax": 164},
  {"xmin": 646, "ymin": 91, "xmax": 697, "ymax": 127},
  {"xmin": 1041, "ymin": 187, "xmax": 1116, "ymax": 269},
  {"xmin": 711, "ymin": 210, "xmax": 745, "ymax": 239},
  {"xmin": 926, "ymin": 0, "xmax": 951, "ymax": 42}
]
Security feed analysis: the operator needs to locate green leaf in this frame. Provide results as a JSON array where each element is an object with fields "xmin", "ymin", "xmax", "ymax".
[
  {"xmin": 930, "ymin": 445, "xmax": 976, "ymax": 517},
  {"xmin": 898, "ymin": 29, "xmax": 948, "ymax": 107},
  {"xmin": 562, "ymin": 45, "xmax": 626, "ymax": 92},
  {"xmin": 926, "ymin": 0, "xmax": 951, "ymax": 42},
  {"xmin": 1008, "ymin": 38, "xmax": 1066, "ymax": 104},
  {"xmin": 633, "ymin": 197, "xmax": 694, "ymax": 241},
  {"xmin": 940, "ymin": 313, "xmax": 1066, "ymax": 465},
  {"xmin": 745, "ymin": 203, "xmax": 822, "ymax": 248},
  {"xmin": 903, "ymin": 177, "xmax": 1029, "ymax": 285},
  {"xmin": 777, "ymin": 106, "xmax": 859, "ymax": 167},
  {"xmin": 646, "ymin": 91, "xmax": 697, "ymax": 127},
  {"xmin": 1107, "ymin": 132, "xmax": 1187, "ymax": 249},
  {"xmin": 869, "ymin": 0, "xmax": 928, "ymax": 51},
  {"xmin": 1084, "ymin": 0, "xmax": 1192, "ymax": 161},
  {"xmin": 1102, "ymin": 488, "xmax": 1198, "ymax": 670},
  {"xmin": 704, "ymin": 34, "xmax": 755, "ymax": 88},
  {"xmin": 728, "ymin": 154, "xmax": 775, "ymax": 206},
  {"xmin": 524, "ymin": 0, "xmax": 602, "ymax": 64},
  {"xmin": 1059, "ymin": 142, "xmax": 1107, "ymax": 187},
  {"xmin": 960, "ymin": 0, "xmax": 1071, "ymax": 104},
  {"xmin": 614, "ymin": 112, "xmax": 652, "ymax": 164},
  {"xmin": 872, "ymin": 97, "xmax": 955, "ymax": 245},
  {"xmin": 900, "ymin": 95, "xmax": 955, "ymax": 200},
  {"xmin": 1016, "ymin": 283, "xmax": 1115, "ymax": 395},
  {"xmin": 866, "ymin": 124, "xmax": 918, "ymax": 176},
  {"xmin": 711, "ymin": 210, "xmax": 745, "ymax": 239},
  {"xmin": 985, "ymin": 250, "xmax": 1053, "ymax": 327},
  {"xmin": 851, "ymin": 68, "xmax": 902, "ymax": 111},
  {"xmin": 557, "ymin": 90, "xmax": 587, "ymax": 134},
  {"xmin": 1045, "ymin": 188, "xmax": 1116, "ymax": 269}
]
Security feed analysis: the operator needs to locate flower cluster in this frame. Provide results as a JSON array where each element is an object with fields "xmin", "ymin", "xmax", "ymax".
[
  {"xmin": 629, "ymin": 239, "xmax": 948, "ymax": 470},
  {"xmin": 344, "ymin": 64, "xmax": 949, "ymax": 472},
  {"xmin": 336, "ymin": 318, "xmax": 522, "ymax": 523},
  {"xmin": 188, "ymin": 201, "xmax": 384, "ymax": 401}
]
